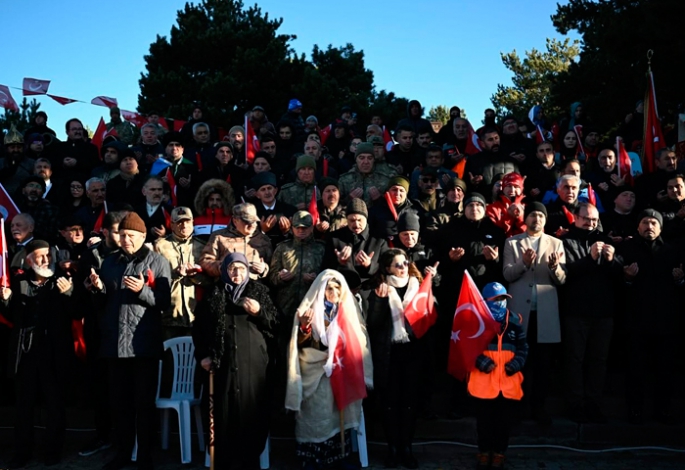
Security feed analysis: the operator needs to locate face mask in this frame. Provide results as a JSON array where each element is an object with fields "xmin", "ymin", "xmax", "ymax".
[{"xmin": 486, "ymin": 299, "xmax": 507, "ymax": 322}]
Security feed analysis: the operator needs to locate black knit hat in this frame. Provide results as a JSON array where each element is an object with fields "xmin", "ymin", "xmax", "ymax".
[
  {"xmin": 398, "ymin": 211, "xmax": 421, "ymax": 233},
  {"xmin": 638, "ymin": 208, "xmax": 663, "ymax": 227},
  {"xmin": 346, "ymin": 198, "xmax": 368, "ymax": 218},
  {"xmin": 524, "ymin": 201, "xmax": 548, "ymax": 219},
  {"xmin": 464, "ymin": 193, "xmax": 486, "ymax": 207},
  {"xmin": 319, "ymin": 177, "xmax": 339, "ymax": 191}
]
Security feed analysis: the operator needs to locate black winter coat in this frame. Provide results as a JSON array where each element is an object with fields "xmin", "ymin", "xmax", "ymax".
[
  {"xmin": 96, "ymin": 246, "xmax": 172, "ymax": 358},
  {"xmin": 325, "ymin": 226, "xmax": 388, "ymax": 282},
  {"xmin": 560, "ymin": 227, "xmax": 623, "ymax": 317}
]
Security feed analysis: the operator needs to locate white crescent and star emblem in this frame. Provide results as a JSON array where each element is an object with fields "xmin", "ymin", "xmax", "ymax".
[
  {"xmin": 0, "ymin": 91, "xmax": 9, "ymax": 106},
  {"xmin": 0, "ymin": 206, "xmax": 8, "ymax": 220},
  {"xmin": 28, "ymin": 81, "xmax": 45, "ymax": 92},
  {"xmin": 411, "ymin": 292, "xmax": 429, "ymax": 316},
  {"xmin": 452, "ymin": 302, "xmax": 486, "ymax": 340}
]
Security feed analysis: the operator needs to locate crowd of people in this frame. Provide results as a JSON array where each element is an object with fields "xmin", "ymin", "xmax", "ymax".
[{"xmin": 0, "ymin": 97, "xmax": 682, "ymax": 470}]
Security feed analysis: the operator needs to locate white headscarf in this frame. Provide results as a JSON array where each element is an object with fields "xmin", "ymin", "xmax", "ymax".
[{"xmin": 385, "ymin": 275, "xmax": 420, "ymax": 343}]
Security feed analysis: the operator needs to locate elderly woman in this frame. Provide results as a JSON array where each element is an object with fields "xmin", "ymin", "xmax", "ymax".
[
  {"xmin": 367, "ymin": 248, "xmax": 437, "ymax": 469},
  {"xmin": 193, "ymin": 252, "xmax": 277, "ymax": 470},
  {"xmin": 286, "ymin": 270, "xmax": 373, "ymax": 470}
]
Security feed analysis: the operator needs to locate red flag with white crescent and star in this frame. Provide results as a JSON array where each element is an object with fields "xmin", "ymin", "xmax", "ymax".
[
  {"xmin": 326, "ymin": 298, "xmax": 367, "ymax": 410},
  {"xmin": 447, "ymin": 271, "xmax": 500, "ymax": 381},
  {"xmin": 0, "ymin": 217, "xmax": 12, "ymax": 327},
  {"xmin": 91, "ymin": 118, "xmax": 119, "ymax": 154},
  {"xmin": 0, "ymin": 183, "xmax": 20, "ymax": 223},
  {"xmin": 642, "ymin": 70, "xmax": 665, "ymax": 174},
  {"xmin": 319, "ymin": 124, "xmax": 332, "ymax": 145},
  {"xmin": 404, "ymin": 272, "xmax": 437, "ymax": 339},
  {"xmin": 22, "ymin": 77, "xmax": 50, "ymax": 96},
  {"xmin": 91, "ymin": 96, "xmax": 118, "ymax": 108},
  {"xmin": 48, "ymin": 94, "xmax": 78, "ymax": 105},
  {"xmin": 166, "ymin": 168, "xmax": 178, "ymax": 207},
  {"xmin": 245, "ymin": 114, "xmax": 260, "ymax": 164},
  {"xmin": 0, "ymin": 85, "xmax": 19, "ymax": 112},
  {"xmin": 617, "ymin": 137, "xmax": 634, "ymax": 186}
]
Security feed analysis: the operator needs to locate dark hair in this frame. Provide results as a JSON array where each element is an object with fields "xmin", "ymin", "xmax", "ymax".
[
  {"xmin": 656, "ymin": 147, "xmax": 674, "ymax": 160},
  {"xmin": 103, "ymin": 210, "xmax": 128, "ymax": 230},
  {"xmin": 260, "ymin": 134, "xmax": 276, "ymax": 145},
  {"xmin": 396, "ymin": 124, "xmax": 414, "ymax": 136},
  {"xmin": 478, "ymin": 126, "xmax": 499, "ymax": 139},
  {"xmin": 572, "ymin": 202, "xmax": 596, "ymax": 216},
  {"xmin": 562, "ymin": 158, "xmax": 581, "ymax": 171},
  {"xmin": 65, "ymin": 118, "xmax": 83, "ymax": 133},
  {"xmin": 373, "ymin": 248, "xmax": 424, "ymax": 287}
]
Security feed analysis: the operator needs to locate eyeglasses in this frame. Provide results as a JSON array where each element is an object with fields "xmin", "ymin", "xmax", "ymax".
[
  {"xmin": 421, "ymin": 177, "xmax": 437, "ymax": 183},
  {"xmin": 394, "ymin": 260, "xmax": 409, "ymax": 269},
  {"xmin": 70, "ymin": 185, "xmax": 83, "ymax": 190}
]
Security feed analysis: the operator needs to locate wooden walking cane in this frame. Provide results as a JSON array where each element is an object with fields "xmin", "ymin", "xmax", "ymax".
[
  {"xmin": 339, "ymin": 408, "xmax": 345, "ymax": 457},
  {"xmin": 209, "ymin": 368, "xmax": 215, "ymax": 470}
]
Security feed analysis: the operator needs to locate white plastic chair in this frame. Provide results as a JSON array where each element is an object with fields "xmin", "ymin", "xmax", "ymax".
[
  {"xmin": 351, "ymin": 408, "xmax": 369, "ymax": 468},
  {"xmin": 155, "ymin": 336, "xmax": 204, "ymax": 464},
  {"xmin": 205, "ymin": 437, "xmax": 270, "ymax": 469}
]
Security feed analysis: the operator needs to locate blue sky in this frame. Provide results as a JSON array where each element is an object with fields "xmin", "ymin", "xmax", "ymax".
[{"xmin": 2, "ymin": 0, "xmax": 577, "ymax": 139}]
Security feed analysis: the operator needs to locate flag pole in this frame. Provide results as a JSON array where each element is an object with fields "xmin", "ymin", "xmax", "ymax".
[{"xmin": 339, "ymin": 408, "xmax": 345, "ymax": 457}]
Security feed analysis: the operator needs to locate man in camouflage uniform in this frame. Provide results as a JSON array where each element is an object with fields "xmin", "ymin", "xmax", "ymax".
[
  {"xmin": 277, "ymin": 154, "xmax": 318, "ymax": 209},
  {"xmin": 105, "ymin": 107, "xmax": 139, "ymax": 146},
  {"xmin": 200, "ymin": 202, "xmax": 273, "ymax": 280},
  {"xmin": 268, "ymin": 210, "xmax": 325, "ymax": 319},
  {"xmin": 153, "ymin": 207, "xmax": 208, "ymax": 340},
  {"xmin": 368, "ymin": 135, "xmax": 398, "ymax": 178},
  {"xmin": 338, "ymin": 142, "xmax": 390, "ymax": 206},
  {"xmin": 315, "ymin": 177, "xmax": 347, "ymax": 236}
]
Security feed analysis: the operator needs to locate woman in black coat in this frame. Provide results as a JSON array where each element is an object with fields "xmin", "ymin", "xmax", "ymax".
[
  {"xmin": 193, "ymin": 252, "xmax": 277, "ymax": 470},
  {"xmin": 367, "ymin": 248, "xmax": 437, "ymax": 469}
]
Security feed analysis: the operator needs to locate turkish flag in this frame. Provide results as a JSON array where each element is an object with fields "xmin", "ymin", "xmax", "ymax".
[
  {"xmin": 166, "ymin": 168, "xmax": 178, "ymax": 207},
  {"xmin": 91, "ymin": 96, "xmax": 118, "ymax": 108},
  {"xmin": 617, "ymin": 137, "xmax": 634, "ymax": 186},
  {"xmin": 146, "ymin": 268, "xmax": 156, "ymax": 289},
  {"xmin": 326, "ymin": 299, "xmax": 368, "ymax": 410},
  {"xmin": 48, "ymin": 94, "xmax": 78, "ymax": 105},
  {"xmin": 0, "ymin": 183, "xmax": 20, "ymax": 223},
  {"xmin": 308, "ymin": 186, "xmax": 319, "ymax": 226},
  {"xmin": 447, "ymin": 271, "xmax": 499, "ymax": 381},
  {"xmin": 573, "ymin": 124, "xmax": 586, "ymax": 156},
  {"xmin": 173, "ymin": 119, "xmax": 186, "ymax": 132},
  {"xmin": 466, "ymin": 121, "xmax": 483, "ymax": 154},
  {"xmin": 22, "ymin": 77, "xmax": 50, "ymax": 96},
  {"xmin": 0, "ymin": 218, "xmax": 12, "ymax": 328},
  {"xmin": 319, "ymin": 124, "xmax": 332, "ymax": 145},
  {"xmin": 384, "ymin": 191, "xmax": 399, "ymax": 221},
  {"xmin": 382, "ymin": 126, "xmax": 394, "ymax": 152},
  {"xmin": 158, "ymin": 117, "xmax": 170, "ymax": 130},
  {"xmin": 587, "ymin": 183, "xmax": 597, "ymax": 206},
  {"xmin": 642, "ymin": 71, "xmax": 665, "ymax": 174},
  {"xmin": 245, "ymin": 114, "xmax": 260, "ymax": 164},
  {"xmin": 91, "ymin": 117, "xmax": 119, "ymax": 153},
  {"xmin": 121, "ymin": 109, "xmax": 147, "ymax": 128},
  {"xmin": 404, "ymin": 272, "xmax": 437, "ymax": 339},
  {"xmin": 0, "ymin": 85, "xmax": 19, "ymax": 111},
  {"xmin": 92, "ymin": 202, "xmax": 108, "ymax": 234}
]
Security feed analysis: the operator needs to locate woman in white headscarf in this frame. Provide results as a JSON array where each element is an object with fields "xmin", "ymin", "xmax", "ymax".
[{"xmin": 285, "ymin": 269, "xmax": 373, "ymax": 470}]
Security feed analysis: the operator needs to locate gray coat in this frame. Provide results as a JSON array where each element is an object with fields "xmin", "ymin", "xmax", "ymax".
[
  {"xmin": 503, "ymin": 232, "xmax": 566, "ymax": 343},
  {"xmin": 96, "ymin": 246, "xmax": 171, "ymax": 358}
]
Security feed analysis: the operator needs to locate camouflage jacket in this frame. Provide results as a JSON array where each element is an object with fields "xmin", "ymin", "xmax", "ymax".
[
  {"xmin": 199, "ymin": 224, "xmax": 273, "ymax": 279},
  {"xmin": 268, "ymin": 235, "xmax": 325, "ymax": 318},
  {"xmin": 277, "ymin": 180, "xmax": 318, "ymax": 209},
  {"xmin": 154, "ymin": 234, "xmax": 208, "ymax": 328},
  {"xmin": 106, "ymin": 120, "xmax": 140, "ymax": 146},
  {"xmin": 338, "ymin": 166, "xmax": 390, "ymax": 206}
]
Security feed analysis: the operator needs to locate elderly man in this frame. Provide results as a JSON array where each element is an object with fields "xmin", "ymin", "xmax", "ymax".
[
  {"xmin": 75, "ymin": 178, "xmax": 107, "ymax": 234},
  {"xmin": 545, "ymin": 174, "xmax": 581, "ymax": 237},
  {"xmin": 135, "ymin": 176, "xmax": 170, "ymax": 243},
  {"xmin": 302, "ymin": 139, "xmax": 339, "ymax": 179},
  {"xmin": 252, "ymin": 171, "xmax": 295, "ymax": 246},
  {"xmin": 325, "ymin": 199, "xmax": 387, "ymax": 283},
  {"xmin": 1, "ymin": 125, "xmax": 36, "ymax": 196},
  {"xmin": 560, "ymin": 203, "xmax": 622, "ymax": 423},
  {"xmin": 278, "ymin": 154, "xmax": 319, "ymax": 209},
  {"xmin": 338, "ymin": 142, "xmax": 390, "ymax": 205},
  {"xmin": 619, "ymin": 209, "xmax": 683, "ymax": 425},
  {"xmin": 154, "ymin": 207, "xmax": 207, "ymax": 340},
  {"xmin": 1, "ymin": 240, "xmax": 75, "ymax": 468},
  {"xmin": 88, "ymin": 212, "xmax": 171, "ymax": 470},
  {"xmin": 132, "ymin": 123, "xmax": 165, "ymax": 171},
  {"xmin": 16, "ymin": 176, "xmax": 60, "ymax": 244},
  {"xmin": 9, "ymin": 213, "xmax": 36, "ymax": 269},
  {"xmin": 200, "ymin": 202, "xmax": 273, "ymax": 279},
  {"xmin": 503, "ymin": 202, "xmax": 566, "ymax": 424}
]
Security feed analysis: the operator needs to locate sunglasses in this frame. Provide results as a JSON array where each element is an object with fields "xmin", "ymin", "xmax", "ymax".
[
  {"xmin": 421, "ymin": 177, "xmax": 437, "ymax": 183},
  {"xmin": 394, "ymin": 260, "xmax": 409, "ymax": 269}
]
